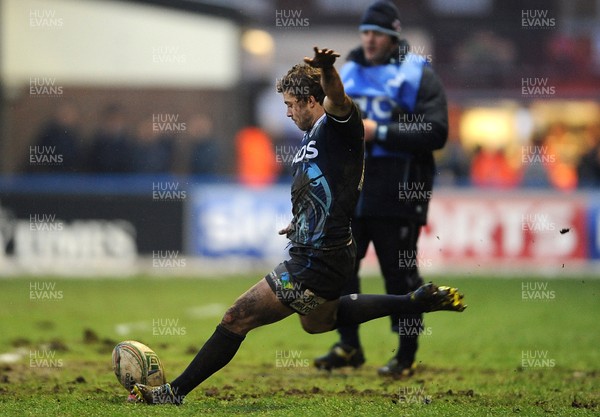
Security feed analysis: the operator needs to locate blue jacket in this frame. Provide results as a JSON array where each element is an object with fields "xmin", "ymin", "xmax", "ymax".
[{"xmin": 341, "ymin": 42, "xmax": 448, "ymax": 223}]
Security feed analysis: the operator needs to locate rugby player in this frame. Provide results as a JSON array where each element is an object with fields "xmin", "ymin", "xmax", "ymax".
[{"xmin": 131, "ymin": 47, "xmax": 464, "ymax": 405}]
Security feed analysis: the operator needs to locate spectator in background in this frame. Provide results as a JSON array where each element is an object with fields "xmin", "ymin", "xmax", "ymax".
[
  {"xmin": 435, "ymin": 136, "xmax": 471, "ymax": 186},
  {"xmin": 543, "ymin": 123, "xmax": 578, "ymax": 190},
  {"xmin": 577, "ymin": 124, "xmax": 600, "ymax": 188},
  {"xmin": 470, "ymin": 146, "xmax": 519, "ymax": 188},
  {"xmin": 129, "ymin": 118, "xmax": 174, "ymax": 173},
  {"xmin": 26, "ymin": 102, "xmax": 83, "ymax": 173},
  {"xmin": 520, "ymin": 134, "xmax": 553, "ymax": 188},
  {"xmin": 86, "ymin": 104, "xmax": 133, "ymax": 173},
  {"xmin": 235, "ymin": 126, "xmax": 279, "ymax": 186},
  {"xmin": 434, "ymin": 105, "xmax": 470, "ymax": 186},
  {"xmin": 185, "ymin": 114, "xmax": 220, "ymax": 176}
]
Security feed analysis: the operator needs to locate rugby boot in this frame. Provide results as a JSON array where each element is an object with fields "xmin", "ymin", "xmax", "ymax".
[
  {"xmin": 377, "ymin": 357, "xmax": 416, "ymax": 377},
  {"xmin": 410, "ymin": 282, "xmax": 466, "ymax": 312},
  {"xmin": 130, "ymin": 382, "xmax": 183, "ymax": 405},
  {"xmin": 314, "ymin": 342, "xmax": 365, "ymax": 371}
]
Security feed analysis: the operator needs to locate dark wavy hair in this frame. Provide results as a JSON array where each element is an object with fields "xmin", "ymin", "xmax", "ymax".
[{"xmin": 276, "ymin": 64, "xmax": 325, "ymax": 104}]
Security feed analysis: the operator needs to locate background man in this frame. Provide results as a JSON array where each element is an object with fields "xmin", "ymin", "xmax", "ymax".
[{"xmin": 314, "ymin": 0, "xmax": 449, "ymax": 378}]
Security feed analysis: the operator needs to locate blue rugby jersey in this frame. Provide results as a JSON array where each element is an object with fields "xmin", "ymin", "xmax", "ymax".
[{"xmin": 287, "ymin": 103, "xmax": 364, "ymax": 249}]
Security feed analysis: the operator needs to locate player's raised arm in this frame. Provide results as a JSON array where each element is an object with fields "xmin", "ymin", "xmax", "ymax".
[{"xmin": 304, "ymin": 47, "xmax": 353, "ymax": 118}]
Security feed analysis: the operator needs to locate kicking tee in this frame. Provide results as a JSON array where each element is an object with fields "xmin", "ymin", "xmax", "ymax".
[{"xmin": 287, "ymin": 102, "xmax": 364, "ymax": 249}]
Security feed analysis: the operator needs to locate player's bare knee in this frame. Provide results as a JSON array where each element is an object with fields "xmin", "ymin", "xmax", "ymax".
[
  {"xmin": 301, "ymin": 320, "xmax": 332, "ymax": 334},
  {"xmin": 301, "ymin": 322, "xmax": 320, "ymax": 334},
  {"xmin": 220, "ymin": 312, "xmax": 234, "ymax": 326},
  {"xmin": 220, "ymin": 306, "xmax": 242, "ymax": 330},
  {"xmin": 221, "ymin": 303, "xmax": 261, "ymax": 335}
]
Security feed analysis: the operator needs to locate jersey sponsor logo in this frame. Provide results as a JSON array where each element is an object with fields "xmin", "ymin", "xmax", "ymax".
[
  {"xmin": 352, "ymin": 95, "xmax": 395, "ymax": 121},
  {"xmin": 292, "ymin": 140, "xmax": 318, "ymax": 163}
]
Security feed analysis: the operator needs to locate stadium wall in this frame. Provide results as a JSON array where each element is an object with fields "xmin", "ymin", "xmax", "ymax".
[{"xmin": 0, "ymin": 176, "xmax": 598, "ymax": 278}]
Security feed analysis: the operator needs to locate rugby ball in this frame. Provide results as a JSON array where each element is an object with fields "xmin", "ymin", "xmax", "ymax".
[{"xmin": 111, "ymin": 340, "xmax": 166, "ymax": 391}]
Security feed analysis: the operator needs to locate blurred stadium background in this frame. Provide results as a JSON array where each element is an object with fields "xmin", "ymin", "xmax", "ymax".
[{"xmin": 1, "ymin": 0, "xmax": 599, "ymax": 278}]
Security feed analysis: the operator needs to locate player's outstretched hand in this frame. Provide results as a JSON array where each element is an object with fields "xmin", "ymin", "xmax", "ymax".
[
  {"xmin": 304, "ymin": 46, "xmax": 340, "ymax": 69},
  {"xmin": 278, "ymin": 223, "xmax": 294, "ymax": 235}
]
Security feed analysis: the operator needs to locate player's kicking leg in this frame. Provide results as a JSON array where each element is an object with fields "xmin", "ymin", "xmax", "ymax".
[
  {"xmin": 131, "ymin": 278, "xmax": 295, "ymax": 405},
  {"xmin": 131, "ymin": 279, "xmax": 465, "ymax": 405},
  {"xmin": 302, "ymin": 282, "xmax": 465, "ymax": 336}
]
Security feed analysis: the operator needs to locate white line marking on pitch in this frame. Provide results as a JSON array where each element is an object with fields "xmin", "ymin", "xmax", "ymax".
[
  {"xmin": 0, "ymin": 348, "xmax": 28, "ymax": 364},
  {"xmin": 114, "ymin": 321, "xmax": 150, "ymax": 336},
  {"xmin": 186, "ymin": 303, "xmax": 227, "ymax": 318}
]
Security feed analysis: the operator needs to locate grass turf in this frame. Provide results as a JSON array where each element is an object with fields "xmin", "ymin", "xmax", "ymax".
[{"xmin": 0, "ymin": 275, "xmax": 598, "ymax": 416}]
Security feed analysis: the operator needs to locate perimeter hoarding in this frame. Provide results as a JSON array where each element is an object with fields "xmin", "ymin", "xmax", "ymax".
[
  {"xmin": 419, "ymin": 191, "xmax": 588, "ymax": 272},
  {"xmin": 0, "ymin": 192, "xmax": 184, "ymax": 275},
  {"xmin": 588, "ymin": 196, "xmax": 600, "ymax": 260},
  {"xmin": 187, "ymin": 184, "xmax": 596, "ymax": 274},
  {"xmin": 187, "ymin": 184, "xmax": 291, "ymax": 262}
]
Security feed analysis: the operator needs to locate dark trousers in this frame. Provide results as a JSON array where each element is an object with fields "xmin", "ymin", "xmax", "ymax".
[{"xmin": 340, "ymin": 217, "xmax": 424, "ymax": 362}]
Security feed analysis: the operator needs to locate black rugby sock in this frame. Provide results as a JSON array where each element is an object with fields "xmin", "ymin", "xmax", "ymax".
[
  {"xmin": 170, "ymin": 324, "xmax": 245, "ymax": 398},
  {"xmin": 338, "ymin": 324, "xmax": 361, "ymax": 349},
  {"xmin": 335, "ymin": 294, "xmax": 420, "ymax": 327},
  {"xmin": 397, "ymin": 313, "xmax": 422, "ymax": 363}
]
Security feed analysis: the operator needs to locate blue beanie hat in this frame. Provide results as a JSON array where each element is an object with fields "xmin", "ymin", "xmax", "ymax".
[{"xmin": 359, "ymin": 0, "xmax": 401, "ymax": 39}]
